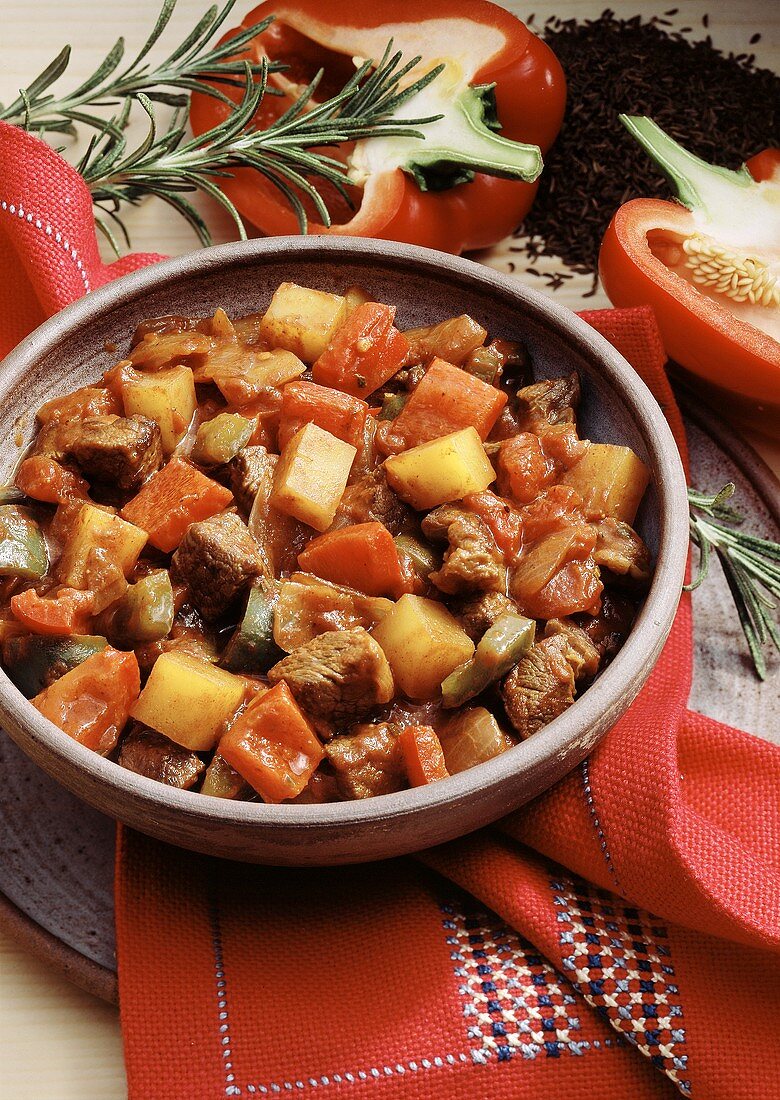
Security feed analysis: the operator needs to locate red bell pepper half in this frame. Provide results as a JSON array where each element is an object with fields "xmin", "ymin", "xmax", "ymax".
[
  {"xmin": 190, "ymin": 0, "xmax": 565, "ymax": 253},
  {"xmin": 600, "ymin": 116, "xmax": 780, "ymax": 417}
]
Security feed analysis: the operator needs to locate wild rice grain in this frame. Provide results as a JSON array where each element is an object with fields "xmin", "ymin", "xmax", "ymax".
[{"xmin": 514, "ymin": 10, "xmax": 780, "ymax": 290}]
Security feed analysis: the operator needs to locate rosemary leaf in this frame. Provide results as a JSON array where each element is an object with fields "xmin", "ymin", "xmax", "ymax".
[
  {"xmin": 687, "ymin": 483, "xmax": 779, "ymax": 679},
  {"xmin": 0, "ymin": 0, "xmax": 277, "ymax": 134},
  {"xmin": 78, "ymin": 40, "xmax": 445, "ymax": 240}
]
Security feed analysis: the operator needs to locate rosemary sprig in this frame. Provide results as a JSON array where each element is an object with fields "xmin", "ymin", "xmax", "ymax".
[
  {"xmin": 687, "ymin": 483, "xmax": 780, "ymax": 679},
  {"xmin": 82, "ymin": 47, "xmax": 444, "ymax": 250},
  {"xmin": 0, "ymin": 0, "xmax": 277, "ymax": 137}
]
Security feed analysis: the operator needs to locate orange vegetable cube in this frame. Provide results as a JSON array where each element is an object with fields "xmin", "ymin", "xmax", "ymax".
[
  {"xmin": 497, "ymin": 433, "xmax": 555, "ymax": 504},
  {"xmin": 36, "ymin": 386, "xmax": 120, "ymax": 425},
  {"xmin": 11, "ymin": 586, "xmax": 94, "ymax": 636},
  {"xmin": 384, "ymin": 358, "xmax": 507, "ymax": 450},
  {"xmin": 312, "ymin": 302, "xmax": 409, "ymax": 398},
  {"xmin": 15, "ymin": 456, "xmax": 90, "ymax": 504},
  {"xmin": 33, "ymin": 646, "xmax": 140, "ymax": 754},
  {"xmin": 297, "ymin": 522, "xmax": 408, "ymax": 598},
  {"xmin": 278, "ymin": 379, "xmax": 368, "ymax": 451},
  {"xmin": 120, "ymin": 458, "xmax": 233, "ymax": 553},
  {"xmin": 219, "ymin": 681, "xmax": 324, "ymax": 803},
  {"xmin": 399, "ymin": 725, "xmax": 449, "ymax": 786}
]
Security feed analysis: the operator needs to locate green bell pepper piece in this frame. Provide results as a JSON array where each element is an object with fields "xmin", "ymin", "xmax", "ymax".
[
  {"xmin": 0, "ymin": 505, "xmax": 48, "ymax": 579},
  {"xmin": 441, "ymin": 612, "xmax": 535, "ymax": 708},
  {"xmin": 112, "ymin": 570, "xmax": 174, "ymax": 644},
  {"xmin": 378, "ymin": 393, "xmax": 408, "ymax": 421},
  {"xmin": 394, "ymin": 534, "xmax": 441, "ymax": 580},
  {"xmin": 3, "ymin": 634, "xmax": 107, "ymax": 698},
  {"xmin": 221, "ymin": 578, "xmax": 282, "ymax": 674},
  {"xmin": 192, "ymin": 413, "xmax": 254, "ymax": 466}
]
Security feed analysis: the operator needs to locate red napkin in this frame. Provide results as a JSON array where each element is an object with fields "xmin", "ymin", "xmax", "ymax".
[{"xmin": 2, "ymin": 122, "xmax": 779, "ymax": 1100}]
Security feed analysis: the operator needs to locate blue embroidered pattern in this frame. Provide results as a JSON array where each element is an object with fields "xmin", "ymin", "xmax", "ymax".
[
  {"xmin": 552, "ymin": 877, "xmax": 691, "ymax": 1096},
  {"xmin": 442, "ymin": 900, "xmax": 614, "ymax": 1064}
]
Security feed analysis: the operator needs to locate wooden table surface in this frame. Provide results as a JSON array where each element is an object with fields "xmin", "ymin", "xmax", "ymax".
[{"xmin": 0, "ymin": 2, "xmax": 777, "ymax": 1096}]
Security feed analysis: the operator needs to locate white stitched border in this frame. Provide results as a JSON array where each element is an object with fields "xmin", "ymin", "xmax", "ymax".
[
  {"xmin": 243, "ymin": 1052, "xmax": 472, "ymax": 1095},
  {"xmin": 0, "ymin": 198, "xmax": 91, "ymax": 293}
]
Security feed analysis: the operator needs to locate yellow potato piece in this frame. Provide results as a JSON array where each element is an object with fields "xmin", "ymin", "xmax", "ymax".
[
  {"xmin": 122, "ymin": 365, "xmax": 197, "ymax": 454},
  {"xmin": 371, "ymin": 594, "xmax": 475, "ymax": 700},
  {"xmin": 384, "ymin": 427, "xmax": 496, "ymax": 511},
  {"xmin": 271, "ymin": 422, "xmax": 356, "ymax": 532},
  {"xmin": 130, "ymin": 651, "xmax": 245, "ymax": 752},
  {"xmin": 561, "ymin": 443, "xmax": 650, "ymax": 523},
  {"xmin": 259, "ymin": 282, "xmax": 348, "ymax": 362},
  {"xmin": 58, "ymin": 503, "xmax": 147, "ymax": 589}
]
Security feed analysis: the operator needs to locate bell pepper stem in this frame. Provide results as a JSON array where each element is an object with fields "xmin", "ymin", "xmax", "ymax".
[
  {"xmin": 404, "ymin": 85, "xmax": 542, "ymax": 192},
  {"xmin": 619, "ymin": 114, "xmax": 754, "ymax": 213}
]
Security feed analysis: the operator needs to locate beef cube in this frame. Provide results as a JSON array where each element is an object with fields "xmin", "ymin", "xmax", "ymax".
[
  {"xmin": 268, "ymin": 627, "xmax": 394, "ymax": 735},
  {"xmin": 453, "ymin": 590, "xmax": 520, "ymax": 642},
  {"xmin": 422, "ymin": 505, "xmax": 506, "ymax": 595},
  {"xmin": 501, "ymin": 634, "xmax": 575, "ymax": 739},
  {"xmin": 592, "ymin": 517, "xmax": 652, "ymax": 583},
  {"xmin": 118, "ymin": 725, "xmax": 205, "ymax": 788},
  {"xmin": 228, "ymin": 446, "xmax": 272, "ymax": 516},
  {"xmin": 515, "ymin": 373, "xmax": 580, "ymax": 431},
  {"xmin": 543, "ymin": 618, "xmax": 601, "ymax": 682},
  {"xmin": 36, "ymin": 414, "xmax": 163, "ymax": 492},
  {"xmin": 333, "ymin": 469, "xmax": 408, "ymax": 534},
  {"xmin": 173, "ymin": 511, "xmax": 262, "ymax": 621},
  {"xmin": 325, "ymin": 722, "xmax": 405, "ymax": 799},
  {"xmin": 574, "ymin": 591, "xmax": 636, "ymax": 663}
]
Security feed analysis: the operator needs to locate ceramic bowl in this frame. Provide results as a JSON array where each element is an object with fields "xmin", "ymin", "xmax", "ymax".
[{"xmin": 0, "ymin": 236, "xmax": 689, "ymax": 865}]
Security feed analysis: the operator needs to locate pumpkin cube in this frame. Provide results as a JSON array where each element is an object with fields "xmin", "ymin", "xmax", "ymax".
[
  {"xmin": 371, "ymin": 594, "xmax": 475, "ymax": 700},
  {"xmin": 271, "ymin": 422, "xmax": 356, "ymax": 532},
  {"xmin": 122, "ymin": 365, "xmax": 197, "ymax": 453},
  {"xmin": 57, "ymin": 503, "xmax": 147, "ymax": 590},
  {"xmin": 561, "ymin": 443, "xmax": 650, "ymax": 523},
  {"xmin": 259, "ymin": 282, "xmax": 348, "ymax": 362},
  {"xmin": 130, "ymin": 651, "xmax": 245, "ymax": 751},
  {"xmin": 384, "ymin": 427, "xmax": 496, "ymax": 511}
]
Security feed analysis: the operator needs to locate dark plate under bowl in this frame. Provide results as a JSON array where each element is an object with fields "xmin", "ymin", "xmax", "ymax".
[{"xmin": 0, "ymin": 237, "xmax": 688, "ymax": 864}]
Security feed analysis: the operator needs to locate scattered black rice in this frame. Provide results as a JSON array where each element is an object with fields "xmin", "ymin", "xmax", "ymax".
[{"xmin": 515, "ymin": 10, "xmax": 780, "ymax": 292}]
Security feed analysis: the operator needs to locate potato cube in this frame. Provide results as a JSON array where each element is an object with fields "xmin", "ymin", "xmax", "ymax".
[
  {"xmin": 58, "ymin": 503, "xmax": 147, "ymax": 589},
  {"xmin": 259, "ymin": 282, "xmax": 348, "ymax": 362},
  {"xmin": 122, "ymin": 365, "xmax": 197, "ymax": 453},
  {"xmin": 271, "ymin": 423, "xmax": 356, "ymax": 532},
  {"xmin": 384, "ymin": 427, "xmax": 496, "ymax": 511},
  {"xmin": 561, "ymin": 443, "xmax": 650, "ymax": 523},
  {"xmin": 371, "ymin": 594, "xmax": 474, "ymax": 700},
  {"xmin": 130, "ymin": 651, "xmax": 245, "ymax": 751}
]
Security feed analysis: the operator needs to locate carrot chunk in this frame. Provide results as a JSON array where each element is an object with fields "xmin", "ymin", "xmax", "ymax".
[
  {"xmin": 278, "ymin": 380, "xmax": 368, "ymax": 450},
  {"xmin": 32, "ymin": 646, "xmax": 140, "ymax": 754},
  {"xmin": 11, "ymin": 586, "xmax": 94, "ymax": 636},
  {"xmin": 297, "ymin": 521, "xmax": 409, "ymax": 599},
  {"xmin": 219, "ymin": 681, "xmax": 324, "ymax": 803},
  {"xmin": 36, "ymin": 386, "xmax": 120, "ymax": 425},
  {"xmin": 399, "ymin": 725, "xmax": 450, "ymax": 786},
  {"xmin": 383, "ymin": 358, "xmax": 507, "ymax": 450},
  {"xmin": 120, "ymin": 457, "xmax": 233, "ymax": 552},
  {"xmin": 312, "ymin": 302, "xmax": 409, "ymax": 398},
  {"xmin": 16, "ymin": 456, "xmax": 90, "ymax": 504}
]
